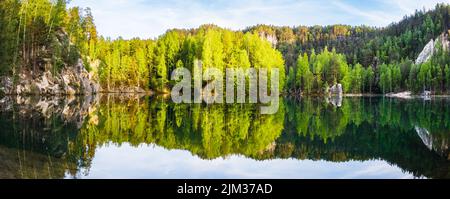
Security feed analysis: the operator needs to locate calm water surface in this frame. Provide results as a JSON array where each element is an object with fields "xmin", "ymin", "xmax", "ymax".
[{"xmin": 0, "ymin": 95, "xmax": 449, "ymax": 179}]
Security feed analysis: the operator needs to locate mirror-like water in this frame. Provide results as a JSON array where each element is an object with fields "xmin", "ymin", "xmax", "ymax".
[{"xmin": 0, "ymin": 95, "xmax": 449, "ymax": 179}]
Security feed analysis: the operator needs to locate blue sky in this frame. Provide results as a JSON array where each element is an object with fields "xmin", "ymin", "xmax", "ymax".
[{"xmin": 69, "ymin": 0, "xmax": 449, "ymax": 39}]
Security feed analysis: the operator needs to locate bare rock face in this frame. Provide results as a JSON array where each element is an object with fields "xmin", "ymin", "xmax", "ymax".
[
  {"xmin": 415, "ymin": 126, "xmax": 449, "ymax": 157},
  {"xmin": 0, "ymin": 76, "xmax": 14, "ymax": 95},
  {"xmin": 416, "ymin": 39, "xmax": 435, "ymax": 65},
  {"xmin": 0, "ymin": 59, "xmax": 100, "ymax": 96},
  {"xmin": 35, "ymin": 71, "xmax": 61, "ymax": 94},
  {"xmin": 258, "ymin": 32, "xmax": 278, "ymax": 47},
  {"xmin": 0, "ymin": 28, "xmax": 100, "ymax": 96},
  {"xmin": 329, "ymin": 84, "xmax": 343, "ymax": 96},
  {"xmin": 439, "ymin": 32, "xmax": 450, "ymax": 51},
  {"xmin": 415, "ymin": 32, "xmax": 450, "ymax": 65}
]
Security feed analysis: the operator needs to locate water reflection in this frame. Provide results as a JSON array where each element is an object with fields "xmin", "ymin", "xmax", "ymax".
[{"xmin": 0, "ymin": 95, "xmax": 449, "ymax": 179}]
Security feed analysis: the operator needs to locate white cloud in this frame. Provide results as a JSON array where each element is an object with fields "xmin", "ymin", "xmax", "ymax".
[
  {"xmin": 332, "ymin": 0, "xmax": 396, "ymax": 25},
  {"xmin": 381, "ymin": 0, "xmax": 448, "ymax": 13}
]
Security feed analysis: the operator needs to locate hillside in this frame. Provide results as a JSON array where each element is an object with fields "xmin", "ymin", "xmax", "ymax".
[
  {"xmin": 246, "ymin": 4, "xmax": 449, "ymax": 68},
  {"xmin": 1, "ymin": 1, "xmax": 449, "ymax": 95},
  {"xmin": 246, "ymin": 4, "xmax": 449, "ymax": 94},
  {"xmin": 0, "ymin": 0, "xmax": 99, "ymax": 95}
]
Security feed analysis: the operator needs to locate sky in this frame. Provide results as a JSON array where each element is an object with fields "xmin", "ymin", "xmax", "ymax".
[
  {"xmin": 69, "ymin": 0, "xmax": 449, "ymax": 39},
  {"xmin": 72, "ymin": 143, "xmax": 415, "ymax": 179}
]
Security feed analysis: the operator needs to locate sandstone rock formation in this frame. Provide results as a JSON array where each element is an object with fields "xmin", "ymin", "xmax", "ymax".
[
  {"xmin": 415, "ymin": 32, "xmax": 450, "ymax": 65},
  {"xmin": 329, "ymin": 83, "xmax": 343, "ymax": 96},
  {"xmin": 0, "ymin": 59, "xmax": 100, "ymax": 95},
  {"xmin": 258, "ymin": 32, "xmax": 278, "ymax": 47}
]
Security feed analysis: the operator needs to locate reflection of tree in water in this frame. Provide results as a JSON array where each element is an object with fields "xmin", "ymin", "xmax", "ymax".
[
  {"xmin": 0, "ymin": 95, "xmax": 98, "ymax": 178},
  {"xmin": 275, "ymin": 97, "xmax": 450, "ymax": 178},
  {"xmin": 78, "ymin": 95, "xmax": 286, "ymax": 160},
  {"xmin": 0, "ymin": 95, "xmax": 449, "ymax": 178}
]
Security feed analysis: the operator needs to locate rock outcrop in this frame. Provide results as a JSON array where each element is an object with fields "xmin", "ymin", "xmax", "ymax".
[
  {"xmin": 415, "ymin": 39, "xmax": 435, "ymax": 64},
  {"xmin": 0, "ymin": 59, "xmax": 100, "ymax": 95},
  {"xmin": 329, "ymin": 84, "xmax": 343, "ymax": 96},
  {"xmin": 258, "ymin": 32, "xmax": 278, "ymax": 47},
  {"xmin": 415, "ymin": 32, "xmax": 450, "ymax": 65},
  {"xmin": 386, "ymin": 91, "xmax": 413, "ymax": 99}
]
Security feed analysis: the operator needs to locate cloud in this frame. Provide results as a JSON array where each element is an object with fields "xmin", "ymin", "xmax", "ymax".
[
  {"xmin": 69, "ymin": 0, "xmax": 448, "ymax": 39},
  {"xmin": 78, "ymin": 143, "xmax": 415, "ymax": 179},
  {"xmin": 380, "ymin": 0, "xmax": 447, "ymax": 13},
  {"xmin": 332, "ymin": 0, "xmax": 396, "ymax": 25}
]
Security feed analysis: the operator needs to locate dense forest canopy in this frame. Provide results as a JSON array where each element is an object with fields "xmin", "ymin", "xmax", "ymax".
[
  {"xmin": 246, "ymin": 4, "xmax": 449, "ymax": 67},
  {"xmin": 247, "ymin": 4, "xmax": 450, "ymax": 94},
  {"xmin": 94, "ymin": 25, "xmax": 285, "ymax": 92},
  {"xmin": 0, "ymin": 0, "xmax": 97, "ymax": 75},
  {"xmin": 0, "ymin": 1, "xmax": 449, "ymax": 94}
]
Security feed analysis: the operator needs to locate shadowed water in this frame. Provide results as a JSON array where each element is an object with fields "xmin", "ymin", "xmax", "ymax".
[{"xmin": 0, "ymin": 94, "xmax": 449, "ymax": 179}]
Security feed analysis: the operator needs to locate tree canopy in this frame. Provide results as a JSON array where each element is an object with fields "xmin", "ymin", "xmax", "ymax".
[{"xmin": 1, "ymin": 1, "xmax": 449, "ymax": 94}]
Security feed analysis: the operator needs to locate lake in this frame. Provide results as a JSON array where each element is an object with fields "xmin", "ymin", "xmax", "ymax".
[{"xmin": 0, "ymin": 95, "xmax": 449, "ymax": 179}]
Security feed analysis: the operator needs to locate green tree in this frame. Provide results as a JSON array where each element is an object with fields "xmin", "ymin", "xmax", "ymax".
[
  {"xmin": 350, "ymin": 63, "xmax": 364, "ymax": 93},
  {"xmin": 418, "ymin": 62, "xmax": 432, "ymax": 92},
  {"xmin": 445, "ymin": 65, "xmax": 450, "ymax": 93},
  {"xmin": 408, "ymin": 64, "xmax": 419, "ymax": 92},
  {"xmin": 0, "ymin": 0, "xmax": 20, "ymax": 75},
  {"xmin": 154, "ymin": 40, "xmax": 168, "ymax": 92},
  {"xmin": 136, "ymin": 47, "xmax": 149, "ymax": 88},
  {"xmin": 379, "ymin": 64, "xmax": 392, "ymax": 93},
  {"xmin": 202, "ymin": 29, "xmax": 224, "ymax": 71},
  {"xmin": 392, "ymin": 64, "xmax": 402, "ymax": 92},
  {"xmin": 296, "ymin": 53, "xmax": 311, "ymax": 92},
  {"xmin": 365, "ymin": 66, "xmax": 375, "ymax": 93}
]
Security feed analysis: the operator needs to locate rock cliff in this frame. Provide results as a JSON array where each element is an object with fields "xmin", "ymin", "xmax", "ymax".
[
  {"xmin": 0, "ymin": 59, "xmax": 100, "ymax": 95},
  {"xmin": 329, "ymin": 83, "xmax": 343, "ymax": 96},
  {"xmin": 258, "ymin": 31, "xmax": 278, "ymax": 47},
  {"xmin": 415, "ymin": 32, "xmax": 450, "ymax": 65}
]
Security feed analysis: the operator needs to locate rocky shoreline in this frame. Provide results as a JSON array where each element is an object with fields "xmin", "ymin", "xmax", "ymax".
[
  {"xmin": 0, "ymin": 59, "xmax": 153, "ymax": 96},
  {"xmin": 0, "ymin": 59, "xmax": 100, "ymax": 96}
]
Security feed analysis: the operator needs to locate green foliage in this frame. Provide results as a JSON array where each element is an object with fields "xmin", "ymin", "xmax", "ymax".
[
  {"xmin": 418, "ymin": 61, "xmax": 432, "ymax": 92},
  {"xmin": 292, "ymin": 48, "xmax": 351, "ymax": 94},
  {"xmin": 247, "ymin": 4, "xmax": 449, "ymax": 68},
  {"xmin": 379, "ymin": 64, "xmax": 392, "ymax": 93},
  {"xmin": 445, "ymin": 65, "xmax": 450, "ymax": 92},
  {"xmin": 0, "ymin": 0, "xmax": 97, "ymax": 77},
  {"xmin": 0, "ymin": 0, "xmax": 20, "ymax": 75},
  {"xmin": 365, "ymin": 66, "xmax": 375, "ymax": 93},
  {"xmin": 246, "ymin": 4, "xmax": 450, "ymax": 94},
  {"xmin": 294, "ymin": 53, "xmax": 314, "ymax": 94},
  {"xmin": 349, "ymin": 63, "xmax": 364, "ymax": 93},
  {"xmin": 1, "ymin": 2, "xmax": 449, "ymax": 95},
  {"xmin": 93, "ymin": 26, "xmax": 285, "ymax": 92}
]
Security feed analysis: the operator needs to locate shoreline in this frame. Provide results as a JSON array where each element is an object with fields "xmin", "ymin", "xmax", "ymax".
[
  {"xmin": 287, "ymin": 92, "xmax": 450, "ymax": 99},
  {"xmin": 2, "ymin": 91, "xmax": 450, "ymax": 98}
]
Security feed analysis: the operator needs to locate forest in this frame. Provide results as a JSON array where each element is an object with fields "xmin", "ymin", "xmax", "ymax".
[
  {"xmin": 0, "ymin": 1, "xmax": 449, "ymax": 95},
  {"xmin": 94, "ymin": 26, "xmax": 285, "ymax": 92},
  {"xmin": 248, "ymin": 4, "xmax": 450, "ymax": 94}
]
